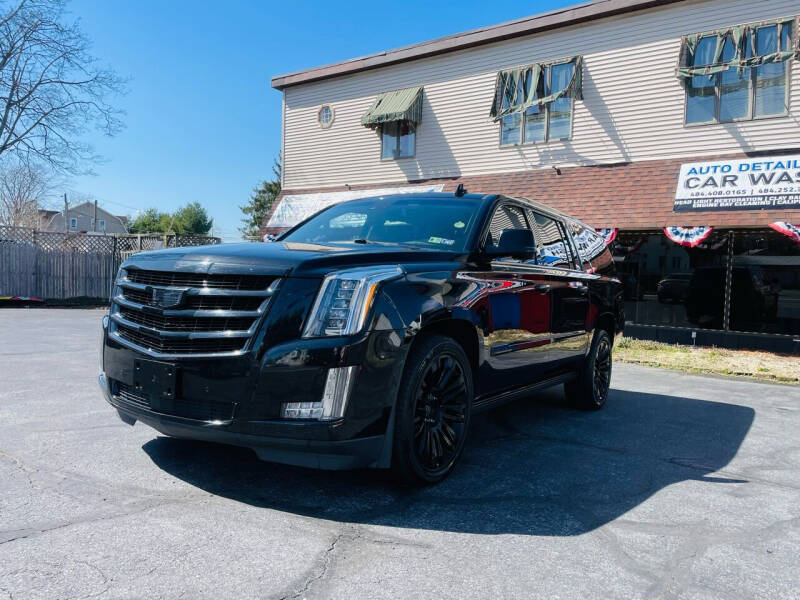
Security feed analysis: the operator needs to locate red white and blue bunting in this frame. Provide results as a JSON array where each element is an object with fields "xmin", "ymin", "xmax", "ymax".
[
  {"xmin": 597, "ymin": 228, "xmax": 618, "ymax": 246},
  {"xmin": 663, "ymin": 226, "xmax": 713, "ymax": 248},
  {"xmin": 769, "ymin": 222, "xmax": 800, "ymax": 244}
]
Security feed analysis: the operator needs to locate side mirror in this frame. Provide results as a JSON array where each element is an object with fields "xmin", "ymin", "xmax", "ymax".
[{"xmin": 484, "ymin": 229, "xmax": 536, "ymax": 261}]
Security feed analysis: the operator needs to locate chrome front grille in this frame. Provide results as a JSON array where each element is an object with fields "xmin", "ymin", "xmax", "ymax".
[
  {"xmin": 126, "ymin": 270, "xmax": 274, "ymax": 290},
  {"xmin": 109, "ymin": 268, "xmax": 280, "ymax": 358}
]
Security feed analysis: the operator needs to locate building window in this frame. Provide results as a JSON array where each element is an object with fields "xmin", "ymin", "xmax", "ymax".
[
  {"xmin": 318, "ymin": 105, "xmax": 334, "ymax": 128},
  {"xmin": 381, "ymin": 120, "xmax": 415, "ymax": 159},
  {"xmin": 499, "ymin": 60, "xmax": 578, "ymax": 146},
  {"xmin": 683, "ymin": 20, "xmax": 794, "ymax": 125},
  {"xmin": 69, "ymin": 217, "xmax": 77, "ymax": 229},
  {"xmin": 99, "ymin": 219, "xmax": 106, "ymax": 231}
]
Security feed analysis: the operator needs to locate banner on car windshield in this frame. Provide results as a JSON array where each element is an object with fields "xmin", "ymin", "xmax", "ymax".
[{"xmin": 674, "ymin": 155, "xmax": 800, "ymax": 212}]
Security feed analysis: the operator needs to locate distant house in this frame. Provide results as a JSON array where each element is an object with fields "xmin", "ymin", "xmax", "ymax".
[
  {"xmin": 36, "ymin": 210, "xmax": 60, "ymax": 231},
  {"xmin": 42, "ymin": 202, "xmax": 128, "ymax": 234}
]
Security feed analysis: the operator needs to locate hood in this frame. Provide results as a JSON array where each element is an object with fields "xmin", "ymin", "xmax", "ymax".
[{"xmin": 121, "ymin": 241, "xmax": 465, "ymax": 277}]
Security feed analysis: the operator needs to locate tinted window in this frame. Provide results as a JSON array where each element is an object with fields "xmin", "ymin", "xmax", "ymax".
[
  {"xmin": 486, "ymin": 205, "xmax": 528, "ymax": 247},
  {"xmin": 566, "ymin": 220, "xmax": 615, "ymax": 275},
  {"xmin": 529, "ymin": 212, "xmax": 572, "ymax": 268},
  {"xmin": 282, "ymin": 197, "xmax": 479, "ymax": 251}
]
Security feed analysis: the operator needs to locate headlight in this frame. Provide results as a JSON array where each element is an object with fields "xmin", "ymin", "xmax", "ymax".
[{"xmin": 302, "ymin": 266, "xmax": 403, "ymax": 337}]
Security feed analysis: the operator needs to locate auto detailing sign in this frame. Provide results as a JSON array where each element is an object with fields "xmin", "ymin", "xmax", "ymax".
[{"xmin": 674, "ymin": 155, "xmax": 800, "ymax": 212}]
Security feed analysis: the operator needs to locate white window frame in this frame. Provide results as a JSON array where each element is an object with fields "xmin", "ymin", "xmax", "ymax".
[
  {"xmin": 99, "ymin": 219, "xmax": 106, "ymax": 231},
  {"xmin": 380, "ymin": 120, "xmax": 416, "ymax": 160},
  {"xmin": 499, "ymin": 63, "xmax": 575, "ymax": 147},
  {"xmin": 69, "ymin": 217, "xmax": 77, "ymax": 229},
  {"xmin": 684, "ymin": 25, "xmax": 793, "ymax": 127},
  {"xmin": 318, "ymin": 104, "xmax": 334, "ymax": 129}
]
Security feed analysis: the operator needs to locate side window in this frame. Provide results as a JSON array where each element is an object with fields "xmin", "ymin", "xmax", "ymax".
[
  {"xmin": 486, "ymin": 204, "xmax": 529, "ymax": 248},
  {"xmin": 566, "ymin": 220, "xmax": 615, "ymax": 275},
  {"xmin": 529, "ymin": 212, "xmax": 573, "ymax": 269}
]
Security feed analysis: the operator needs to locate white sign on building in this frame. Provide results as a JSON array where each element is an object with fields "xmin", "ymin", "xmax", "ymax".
[{"xmin": 674, "ymin": 155, "xmax": 800, "ymax": 212}]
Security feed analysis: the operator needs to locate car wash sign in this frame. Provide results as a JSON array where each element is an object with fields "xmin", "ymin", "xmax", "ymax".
[{"xmin": 674, "ymin": 155, "xmax": 800, "ymax": 212}]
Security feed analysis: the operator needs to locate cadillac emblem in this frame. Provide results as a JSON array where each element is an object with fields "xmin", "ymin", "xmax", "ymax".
[{"xmin": 148, "ymin": 286, "xmax": 186, "ymax": 309}]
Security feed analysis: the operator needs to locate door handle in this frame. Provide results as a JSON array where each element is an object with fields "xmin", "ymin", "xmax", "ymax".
[{"xmin": 534, "ymin": 284, "xmax": 551, "ymax": 293}]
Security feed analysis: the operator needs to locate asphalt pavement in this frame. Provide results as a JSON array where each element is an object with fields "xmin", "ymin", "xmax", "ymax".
[{"xmin": 1, "ymin": 308, "xmax": 799, "ymax": 599}]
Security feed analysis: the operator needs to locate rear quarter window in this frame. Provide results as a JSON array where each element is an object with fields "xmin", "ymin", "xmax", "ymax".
[{"xmin": 567, "ymin": 221, "xmax": 615, "ymax": 275}]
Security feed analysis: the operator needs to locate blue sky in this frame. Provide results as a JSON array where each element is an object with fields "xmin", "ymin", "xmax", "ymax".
[{"xmin": 71, "ymin": 0, "xmax": 574, "ymax": 241}]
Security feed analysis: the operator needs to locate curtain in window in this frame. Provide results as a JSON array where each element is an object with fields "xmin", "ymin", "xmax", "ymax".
[
  {"xmin": 677, "ymin": 16, "xmax": 798, "ymax": 81},
  {"xmin": 490, "ymin": 56, "xmax": 582, "ymax": 121}
]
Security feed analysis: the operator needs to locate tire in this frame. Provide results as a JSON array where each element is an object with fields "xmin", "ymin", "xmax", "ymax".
[
  {"xmin": 391, "ymin": 334, "xmax": 473, "ymax": 485},
  {"xmin": 565, "ymin": 329, "xmax": 613, "ymax": 411}
]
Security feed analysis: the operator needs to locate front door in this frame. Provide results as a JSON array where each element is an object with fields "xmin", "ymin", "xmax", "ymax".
[{"xmin": 464, "ymin": 204, "xmax": 555, "ymax": 397}]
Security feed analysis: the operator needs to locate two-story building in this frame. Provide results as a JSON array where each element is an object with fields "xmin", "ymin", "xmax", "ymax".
[
  {"xmin": 43, "ymin": 202, "xmax": 128, "ymax": 234},
  {"xmin": 268, "ymin": 0, "xmax": 800, "ymax": 351}
]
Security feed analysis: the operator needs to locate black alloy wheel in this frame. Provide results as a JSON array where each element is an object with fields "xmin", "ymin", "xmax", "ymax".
[
  {"xmin": 392, "ymin": 335, "xmax": 473, "ymax": 484},
  {"xmin": 592, "ymin": 334, "xmax": 612, "ymax": 404},
  {"xmin": 565, "ymin": 328, "xmax": 613, "ymax": 411}
]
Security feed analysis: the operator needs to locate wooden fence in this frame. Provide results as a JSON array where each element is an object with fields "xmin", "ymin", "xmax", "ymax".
[{"xmin": 0, "ymin": 227, "xmax": 220, "ymax": 302}]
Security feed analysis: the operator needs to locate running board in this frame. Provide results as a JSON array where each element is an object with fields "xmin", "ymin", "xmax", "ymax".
[{"xmin": 472, "ymin": 371, "xmax": 577, "ymax": 414}]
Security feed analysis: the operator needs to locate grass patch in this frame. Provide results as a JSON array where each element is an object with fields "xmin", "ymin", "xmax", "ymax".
[{"xmin": 614, "ymin": 337, "xmax": 800, "ymax": 385}]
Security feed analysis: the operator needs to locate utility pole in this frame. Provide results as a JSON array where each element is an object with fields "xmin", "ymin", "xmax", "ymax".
[
  {"xmin": 93, "ymin": 199, "xmax": 98, "ymax": 232},
  {"xmin": 63, "ymin": 193, "xmax": 68, "ymax": 230}
]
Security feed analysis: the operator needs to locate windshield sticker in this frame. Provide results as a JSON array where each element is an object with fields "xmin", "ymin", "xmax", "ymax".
[{"xmin": 428, "ymin": 236, "xmax": 455, "ymax": 246}]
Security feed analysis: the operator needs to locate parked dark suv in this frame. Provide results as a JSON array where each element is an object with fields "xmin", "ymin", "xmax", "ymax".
[{"xmin": 99, "ymin": 192, "xmax": 624, "ymax": 483}]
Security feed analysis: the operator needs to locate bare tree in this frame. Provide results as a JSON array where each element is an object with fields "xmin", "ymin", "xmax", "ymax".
[
  {"xmin": 0, "ymin": 161, "xmax": 50, "ymax": 226},
  {"xmin": 0, "ymin": 0, "xmax": 125, "ymax": 173}
]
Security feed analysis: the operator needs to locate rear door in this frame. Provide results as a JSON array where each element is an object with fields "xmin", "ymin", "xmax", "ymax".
[{"xmin": 527, "ymin": 211, "xmax": 591, "ymax": 364}]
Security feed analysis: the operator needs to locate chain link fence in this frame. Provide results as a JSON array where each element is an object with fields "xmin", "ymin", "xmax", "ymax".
[{"xmin": 0, "ymin": 226, "xmax": 220, "ymax": 303}]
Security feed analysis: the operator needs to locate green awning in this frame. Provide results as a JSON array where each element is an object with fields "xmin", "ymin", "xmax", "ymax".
[
  {"xmin": 489, "ymin": 56, "xmax": 583, "ymax": 121},
  {"xmin": 676, "ymin": 16, "xmax": 798, "ymax": 80},
  {"xmin": 361, "ymin": 86, "xmax": 423, "ymax": 128}
]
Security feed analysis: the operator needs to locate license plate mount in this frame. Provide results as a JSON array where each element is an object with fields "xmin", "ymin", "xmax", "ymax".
[{"xmin": 133, "ymin": 358, "xmax": 179, "ymax": 413}]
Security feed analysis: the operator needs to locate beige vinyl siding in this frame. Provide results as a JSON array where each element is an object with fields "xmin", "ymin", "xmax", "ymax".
[{"xmin": 282, "ymin": 0, "xmax": 800, "ymax": 190}]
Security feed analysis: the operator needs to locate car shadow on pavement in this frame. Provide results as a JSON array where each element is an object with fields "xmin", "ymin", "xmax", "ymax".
[{"xmin": 142, "ymin": 386, "xmax": 754, "ymax": 536}]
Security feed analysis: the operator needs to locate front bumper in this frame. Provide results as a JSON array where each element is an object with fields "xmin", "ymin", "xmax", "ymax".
[{"xmin": 99, "ymin": 321, "xmax": 409, "ymax": 470}]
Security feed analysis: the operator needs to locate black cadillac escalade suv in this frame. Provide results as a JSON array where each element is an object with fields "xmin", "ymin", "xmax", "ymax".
[{"xmin": 99, "ymin": 192, "xmax": 623, "ymax": 483}]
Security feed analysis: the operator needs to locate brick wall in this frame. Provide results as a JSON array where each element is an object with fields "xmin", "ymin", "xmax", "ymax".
[{"xmin": 267, "ymin": 151, "xmax": 800, "ymax": 231}]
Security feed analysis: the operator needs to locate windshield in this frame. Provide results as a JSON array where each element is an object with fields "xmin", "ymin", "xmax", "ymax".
[{"xmin": 281, "ymin": 196, "xmax": 481, "ymax": 251}]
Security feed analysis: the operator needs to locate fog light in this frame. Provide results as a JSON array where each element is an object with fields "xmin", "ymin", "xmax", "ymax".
[{"xmin": 281, "ymin": 366, "xmax": 357, "ymax": 420}]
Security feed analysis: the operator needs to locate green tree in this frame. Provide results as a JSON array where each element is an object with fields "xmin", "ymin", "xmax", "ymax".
[
  {"xmin": 127, "ymin": 208, "xmax": 169, "ymax": 233},
  {"xmin": 173, "ymin": 201, "xmax": 213, "ymax": 235},
  {"xmin": 127, "ymin": 203, "xmax": 213, "ymax": 235},
  {"xmin": 240, "ymin": 155, "xmax": 281, "ymax": 239}
]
